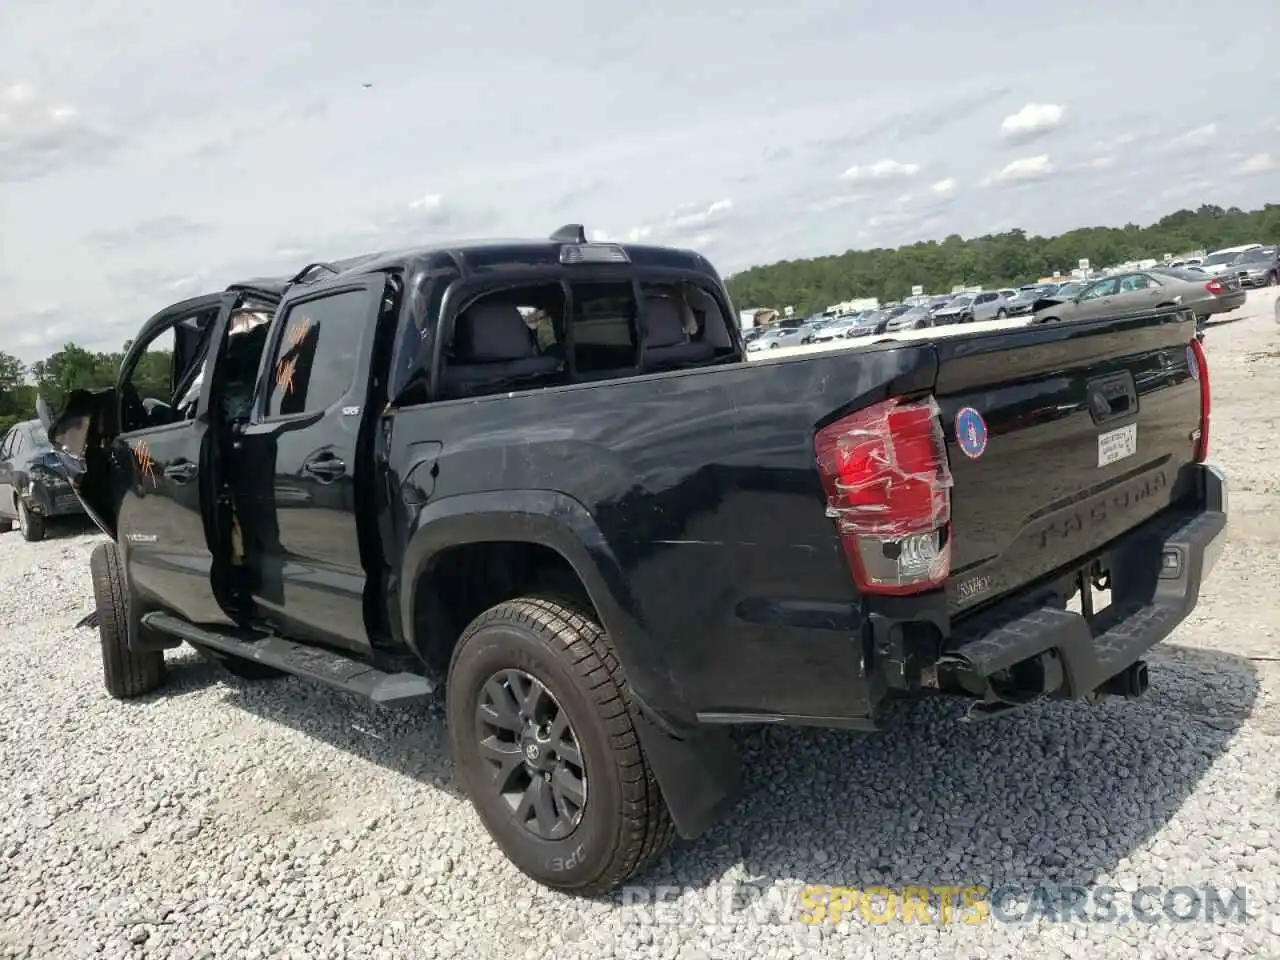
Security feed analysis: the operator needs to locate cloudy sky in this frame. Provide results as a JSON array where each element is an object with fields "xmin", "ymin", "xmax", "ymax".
[{"xmin": 1, "ymin": 0, "xmax": 1277, "ymax": 361}]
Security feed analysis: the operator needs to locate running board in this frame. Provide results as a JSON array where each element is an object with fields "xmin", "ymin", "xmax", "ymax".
[{"xmin": 140, "ymin": 611, "xmax": 436, "ymax": 706}]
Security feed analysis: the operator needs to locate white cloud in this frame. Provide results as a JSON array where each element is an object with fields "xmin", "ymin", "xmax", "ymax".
[
  {"xmin": 1238, "ymin": 153, "xmax": 1275, "ymax": 174},
  {"xmin": 840, "ymin": 159, "xmax": 921, "ymax": 181},
  {"xmin": 809, "ymin": 193, "xmax": 865, "ymax": 213},
  {"xmin": 1000, "ymin": 103, "xmax": 1066, "ymax": 140},
  {"xmin": 0, "ymin": 82, "xmax": 122, "ymax": 182},
  {"xmin": 930, "ymin": 178, "xmax": 958, "ymax": 196},
  {"xmin": 1168, "ymin": 123, "xmax": 1216, "ymax": 148},
  {"xmin": 984, "ymin": 155, "xmax": 1054, "ymax": 185},
  {"xmin": 1085, "ymin": 155, "xmax": 1114, "ymax": 169},
  {"xmin": 668, "ymin": 198, "xmax": 733, "ymax": 229}
]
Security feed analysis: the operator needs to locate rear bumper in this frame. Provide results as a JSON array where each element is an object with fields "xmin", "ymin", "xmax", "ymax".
[
  {"xmin": 941, "ymin": 463, "xmax": 1227, "ymax": 698},
  {"xmin": 22, "ymin": 479, "xmax": 85, "ymax": 517}
]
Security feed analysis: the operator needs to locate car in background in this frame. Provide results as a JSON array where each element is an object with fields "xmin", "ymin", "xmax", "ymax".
[
  {"xmin": 882, "ymin": 305, "xmax": 934, "ymax": 331},
  {"xmin": 1031, "ymin": 267, "xmax": 1245, "ymax": 325},
  {"xmin": 745, "ymin": 324, "xmax": 809, "ymax": 352},
  {"xmin": 1004, "ymin": 284, "xmax": 1061, "ymax": 316},
  {"xmin": 931, "ymin": 290, "xmax": 1012, "ymax": 324},
  {"xmin": 1230, "ymin": 245, "xmax": 1279, "ymax": 288},
  {"xmin": 0, "ymin": 418, "xmax": 85, "ymax": 541},
  {"xmin": 931, "ymin": 294, "xmax": 976, "ymax": 325},
  {"xmin": 1197, "ymin": 244, "xmax": 1262, "ymax": 277},
  {"xmin": 810, "ymin": 313, "xmax": 867, "ymax": 342}
]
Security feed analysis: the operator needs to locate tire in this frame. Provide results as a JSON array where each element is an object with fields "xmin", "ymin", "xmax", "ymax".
[
  {"xmin": 995, "ymin": 309, "xmax": 1007, "ymax": 319},
  {"xmin": 768, "ymin": 342, "xmax": 779, "ymax": 349},
  {"xmin": 447, "ymin": 596, "xmax": 674, "ymax": 895},
  {"xmin": 90, "ymin": 542, "xmax": 166, "ymax": 699},
  {"xmin": 192, "ymin": 645, "xmax": 287, "ymax": 680},
  {"xmin": 16, "ymin": 500, "xmax": 45, "ymax": 542},
  {"xmin": 1269, "ymin": 271, "xmax": 1278, "ymax": 287}
]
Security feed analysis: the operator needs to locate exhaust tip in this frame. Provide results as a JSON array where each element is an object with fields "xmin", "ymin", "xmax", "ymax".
[{"xmin": 1099, "ymin": 660, "xmax": 1149, "ymax": 699}]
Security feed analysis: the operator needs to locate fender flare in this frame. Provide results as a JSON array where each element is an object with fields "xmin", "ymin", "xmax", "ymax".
[{"xmin": 399, "ymin": 489, "xmax": 650, "ymax": 695}]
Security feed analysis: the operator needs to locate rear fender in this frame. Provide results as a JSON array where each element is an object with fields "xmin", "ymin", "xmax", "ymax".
[{"xmin": 398, "ymin": 489, "xmax": 742, "ymax": 839}]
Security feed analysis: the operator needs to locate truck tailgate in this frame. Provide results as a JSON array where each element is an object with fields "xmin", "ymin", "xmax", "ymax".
[{"xmin": 932, "ymin": 311, "xmax": 1203, "ymax": 615}]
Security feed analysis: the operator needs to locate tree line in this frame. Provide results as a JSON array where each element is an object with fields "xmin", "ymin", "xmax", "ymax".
[
  {"xmin": 724, "ymin": 203, "xmax": 1280, "ymax": 316},
  {"xmin": 0, "ymin": 343, "xmax": 170, "ymax": 437},
  {"xmin": 3, "ymin": 202, "xmax": 1278, "ymax": 437}
]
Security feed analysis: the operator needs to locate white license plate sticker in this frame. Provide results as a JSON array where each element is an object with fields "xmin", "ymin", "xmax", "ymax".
[{"xmin": 1097, "ymin": 423, "xmax": 1137, "ymax": 467}]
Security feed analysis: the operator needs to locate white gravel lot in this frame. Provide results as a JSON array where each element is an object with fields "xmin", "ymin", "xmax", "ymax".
[{"xmin": 2, "ymin": 292, "xmax": 1279, "ymax": 960}]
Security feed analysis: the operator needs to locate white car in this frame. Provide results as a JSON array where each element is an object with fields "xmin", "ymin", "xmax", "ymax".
[{"xmin": 744, "ymin": 326, "xmax": 808, "ymax": 352}]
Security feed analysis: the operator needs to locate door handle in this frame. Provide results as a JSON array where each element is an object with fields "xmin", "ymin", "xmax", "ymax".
[
  {"xmin": 302, "ymin": 454, "xmax": 346, "ymax": 482},
  {"xmin": 164, "ymin": 460, "xmax": 197, "ymax": 483}
]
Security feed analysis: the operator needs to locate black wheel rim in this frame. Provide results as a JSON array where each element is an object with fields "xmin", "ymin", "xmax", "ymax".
[{"xmin": 475, "ymin": 668, "xmax": 587, "ymax": 840}]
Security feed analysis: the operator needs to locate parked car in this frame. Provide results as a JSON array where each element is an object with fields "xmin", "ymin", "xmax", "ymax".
[
  {"xmin": 0, "ymin": 418, "xmax": 85, "ymax": 541},
  {"xmin": 882, "ymin": 305, "xmax": 934, "ymax": 331},
  {"xmin": 1032, "ymin": 268, "xmax": 1245, "ymax": 324},
  {"xmin": 932, "ymin": 291, "xmax": 1011, "ymax": 324},
  {"xmin": 1004, "ymin": 285, "xmax": 1059, "ymax": 317},
  {"xmin": 40, "ymin": 226, "xmax": 1224, "ymax": 897},
  {"xmin": 1197, "ymin": 245, "xmax": 1262, "ymax": 277},
  {"xmin": 1229, "ymin": 244, "xmax": 1279, "ymax": 288},
  {"xmin": 931, "ymin": 294, "xmax": 976, "ymax": 325},
  {"xmin": 810, "ymin": 313, "xmax": 866, "ymax": 342},
  {"xmin": 745, "ymin": 324, "xmax": 808, "ymax": 351}
]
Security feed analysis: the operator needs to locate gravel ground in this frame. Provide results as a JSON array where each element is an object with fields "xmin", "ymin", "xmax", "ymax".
[{"xmin": 2, "ymin": 291, "xmax": 1279, "ymax": 960}]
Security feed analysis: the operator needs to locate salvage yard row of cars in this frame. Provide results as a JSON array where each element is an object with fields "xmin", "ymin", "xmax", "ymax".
[
  {"xmin": 11, "ymin": 224, "xmax": 1227, "ymax": 899},
  {"xmin": 744, "ymin": 242, "xmax": 1275, "ymax": 352}
]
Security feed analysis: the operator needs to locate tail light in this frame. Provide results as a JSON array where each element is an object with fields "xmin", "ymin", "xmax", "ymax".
[
  {"xmin": 1187, "ymin": 336, "xmax": 1210, "ymax": 462},
  {"xmin": 1204, "ymin": 278, "xmax": 1223, "ymax": 295},
  {"xmin": 814, "ymin": 396, "xmax": 954, "ymax": 594}
]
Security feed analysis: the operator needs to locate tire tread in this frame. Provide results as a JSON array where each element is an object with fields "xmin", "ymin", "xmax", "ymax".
[
  {"xmin": 450, "ymin": 595, "xmax": 675, "ymax": 894},
  {"xmin": 90, "ymin": 543, "xmax": 165, "ymax": 699}
]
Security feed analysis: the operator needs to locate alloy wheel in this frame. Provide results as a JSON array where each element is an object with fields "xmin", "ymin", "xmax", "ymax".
[{"xmin": 474, "ymin": 668, "xmax": 587, "ymax": 841}]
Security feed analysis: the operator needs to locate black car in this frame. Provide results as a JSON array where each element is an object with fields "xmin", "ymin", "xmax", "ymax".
[
  {"xmin": 0, "ymin": 418, "xmax": 84, "ymax": 541},
  {"xmin": 41, "ymin": 224, "xmax": 1224, "ymax": 896}
]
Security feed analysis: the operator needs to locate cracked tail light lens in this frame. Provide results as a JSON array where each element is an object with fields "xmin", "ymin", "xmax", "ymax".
[{"xmin": 814, "ymin": 395, "xmax": 954, "ymax": 594}]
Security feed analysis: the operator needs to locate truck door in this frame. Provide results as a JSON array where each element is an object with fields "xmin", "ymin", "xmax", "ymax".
[
  {"xmin": 234, "ymin": 277, "xmax": 389, "ymax": 654},
  {"xmin": 112, "ymin": 293, "xmax": 240, "ymax": 626}
]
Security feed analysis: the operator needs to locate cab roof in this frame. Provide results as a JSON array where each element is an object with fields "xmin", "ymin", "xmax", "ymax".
[{"xmin": 276, "ymin": 225, "xmax": 721, "ymax": 289}]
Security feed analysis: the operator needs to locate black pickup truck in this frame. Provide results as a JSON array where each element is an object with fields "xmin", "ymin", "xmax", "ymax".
[{"xmin": 40, "ymin": 226, "xmax": 1226, "ymax": 895}]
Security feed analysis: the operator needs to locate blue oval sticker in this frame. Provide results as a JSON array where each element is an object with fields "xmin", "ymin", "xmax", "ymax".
[{"xmin": 955, "ymin": 406, "xmax": 988, "ymax": 459}]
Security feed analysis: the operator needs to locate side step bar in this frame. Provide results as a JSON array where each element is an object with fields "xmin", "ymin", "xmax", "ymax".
[{"xmin": 140, "ymin": 611, "xmax": 436, "ymax": 707}]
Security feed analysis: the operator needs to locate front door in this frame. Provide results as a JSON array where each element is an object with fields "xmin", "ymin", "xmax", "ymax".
[
  {"xmin": 113, "ymin": 294, "xmax": 240, "ymax": 627},
  {"xmin": 234, "ymin": 278, "xmax": 388, "ymax": 654}
]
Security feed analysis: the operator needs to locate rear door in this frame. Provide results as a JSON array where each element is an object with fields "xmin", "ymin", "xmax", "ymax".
[
  {"xmin": 235, "ymin": 277, "xmax": 389, "ymax": 654},
  {"xmin": 934, "ymin": 310, "xmax": 1202, "ymax": 616}
]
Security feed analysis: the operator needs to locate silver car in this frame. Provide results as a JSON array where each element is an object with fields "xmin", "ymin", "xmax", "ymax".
[{"xmin": 744, "ymin": 325, "xmax": 808, "ymax": 352}]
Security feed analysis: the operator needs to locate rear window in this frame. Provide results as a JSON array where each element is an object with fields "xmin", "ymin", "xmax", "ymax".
[{"xmin": 570, "ymin": 281, "xmax": 639, "ymax": 373}]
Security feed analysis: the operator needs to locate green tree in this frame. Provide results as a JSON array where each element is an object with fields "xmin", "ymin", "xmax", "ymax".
[{"xmin": 726, "ymin": 203, "xmax": 1280, "ymax": 315}]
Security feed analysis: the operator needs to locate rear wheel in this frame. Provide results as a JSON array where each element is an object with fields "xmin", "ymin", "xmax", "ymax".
[
  {"xmin": 16, "ymin": 500, "xmax": 45, "ymax": 542},
  {"xmin": 447, "ymin": 596, "xmax": 674, "ymax": 895},
  {"xmin": 90, "ymin": 542, "xmax": 166, "ymax": 699}
]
